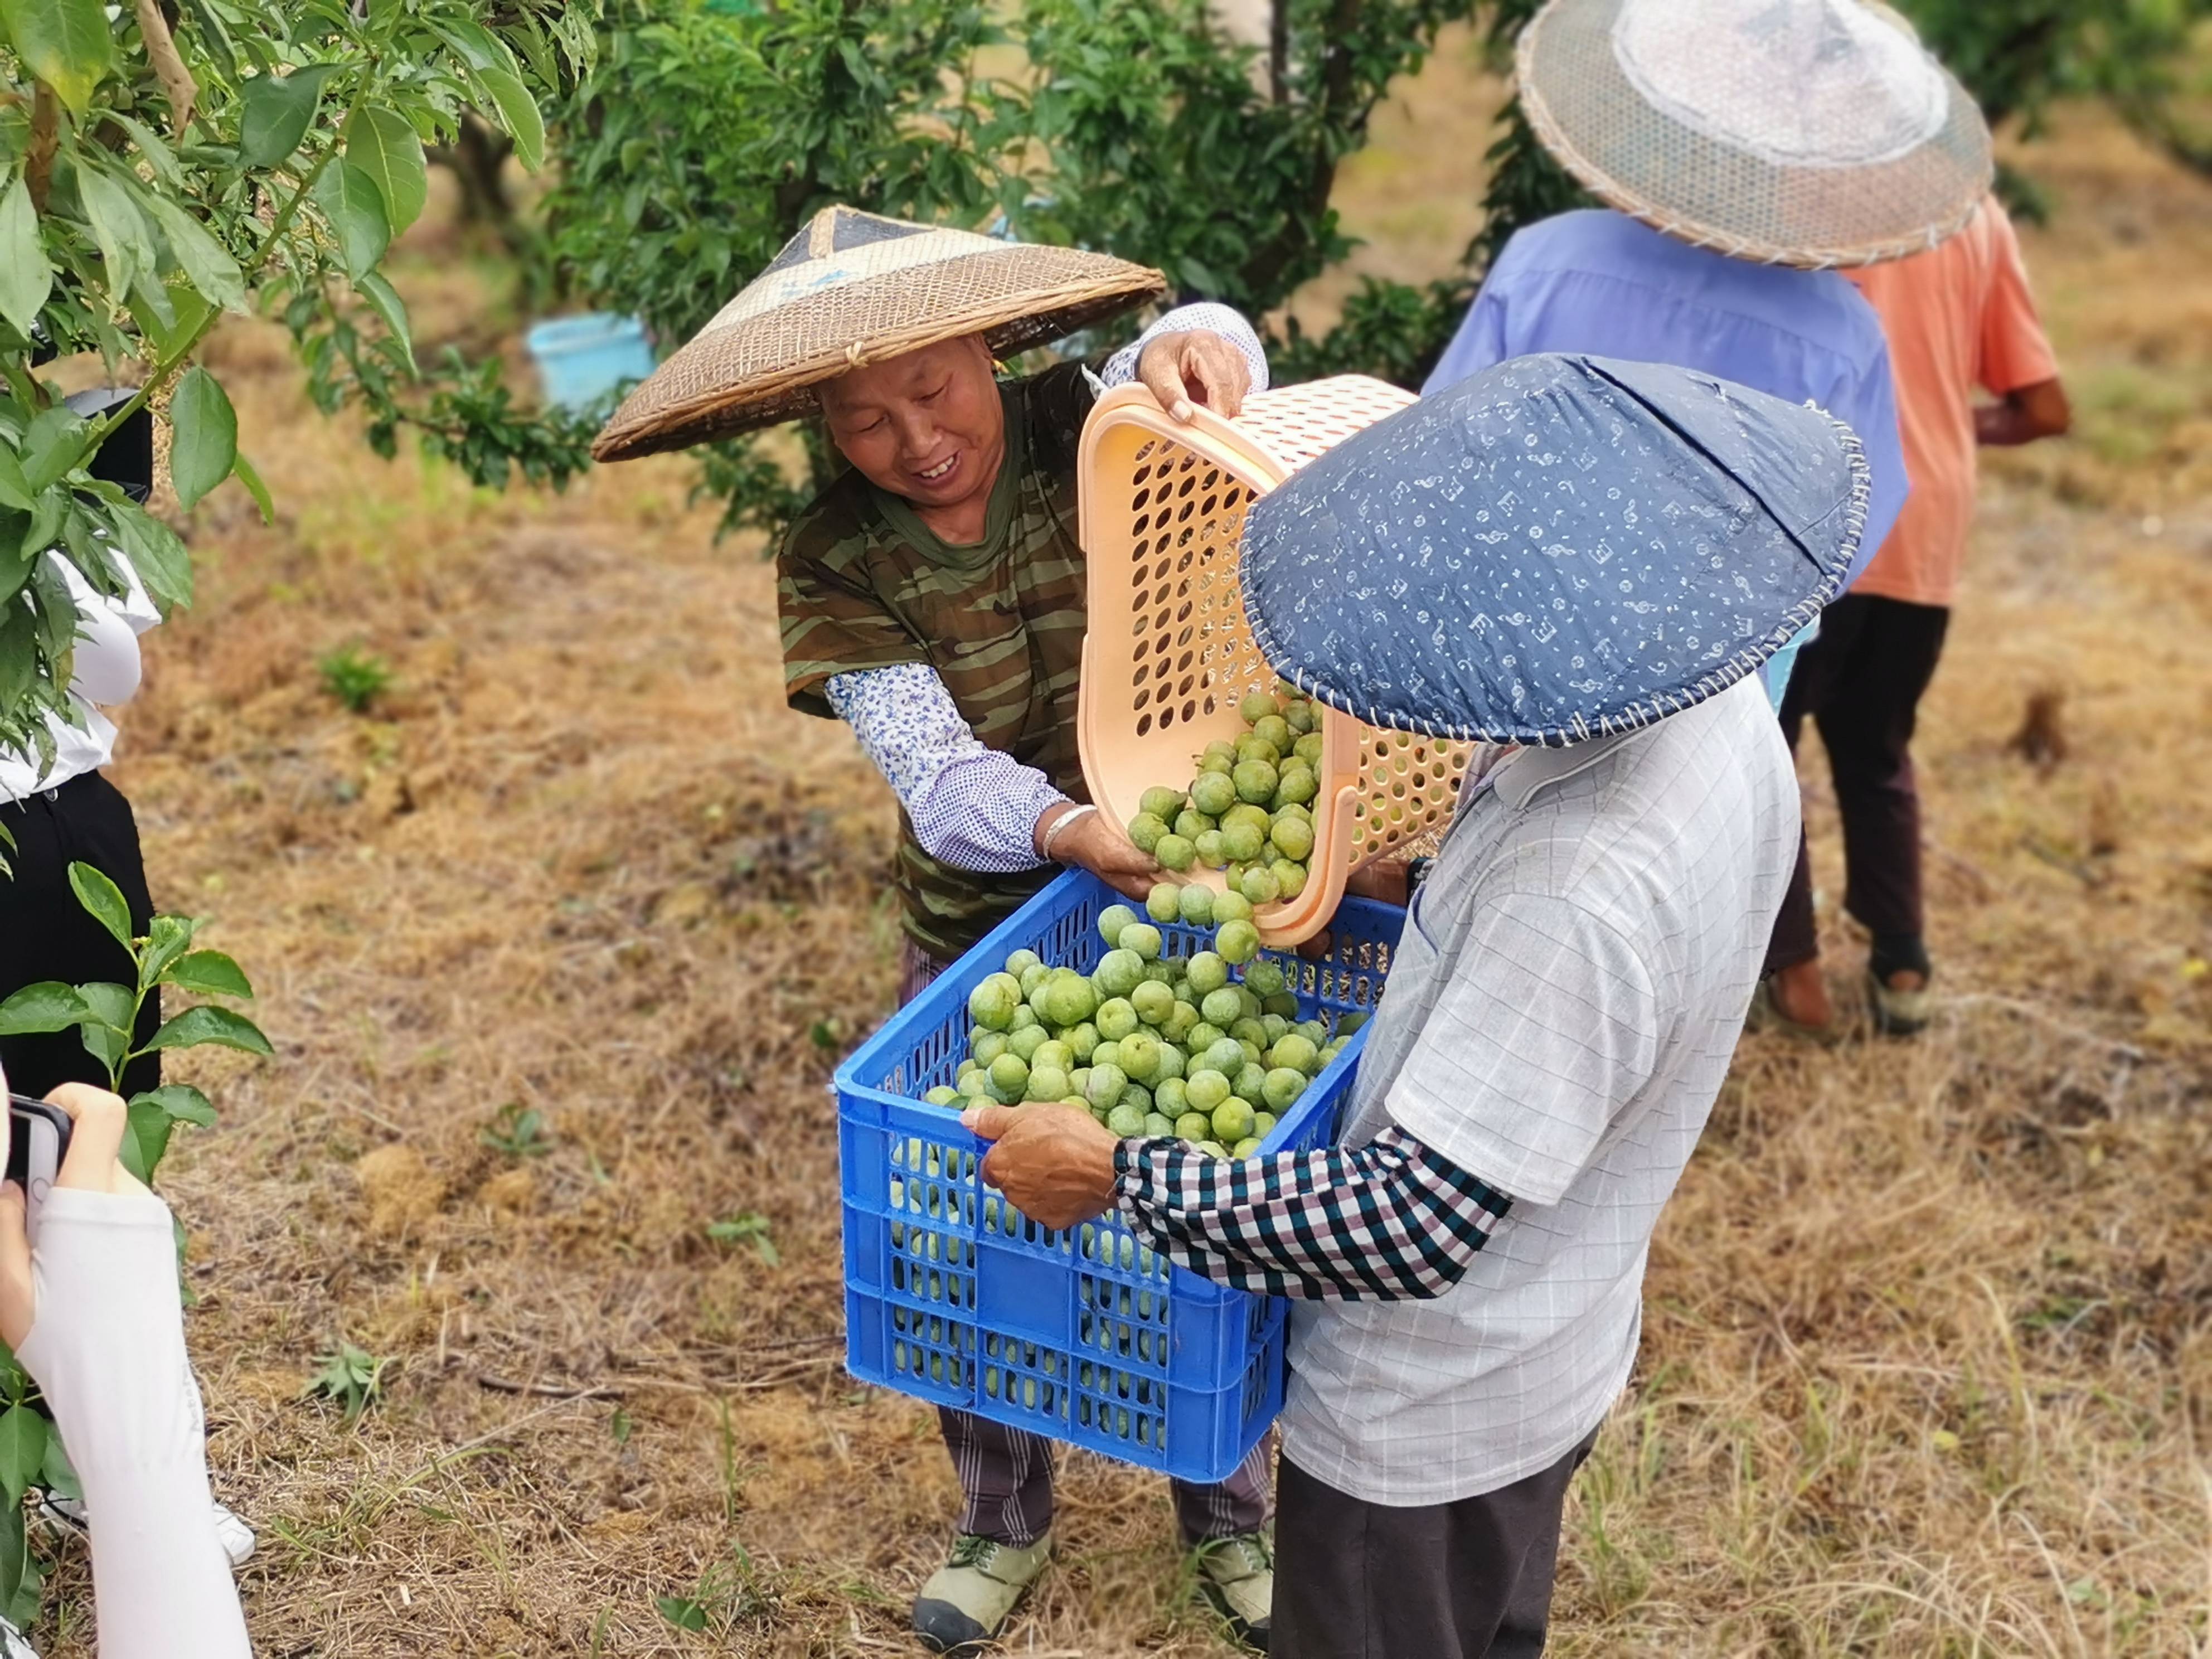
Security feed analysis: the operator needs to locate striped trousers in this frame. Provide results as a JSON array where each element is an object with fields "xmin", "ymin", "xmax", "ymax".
[{"xmin": 902, "ymin": 940, "xmax": 1273, "ymax": 1548}]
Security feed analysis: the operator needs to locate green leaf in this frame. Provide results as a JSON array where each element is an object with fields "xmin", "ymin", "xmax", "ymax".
[
  {"xmin": 163, "ymin": 949, "xmax": 252, "ymax": 998},
  {"xmin": 232, "ymin": 451, "xmax": 274, "ymax": 524},
  {"xmin": 68, "ymin": 861, "xmax": 134, "ymax": 949},
  {"xmin": 130, "ymin": 282, "xmax": 214, "ymax": 361},
  {"xmin": 0, "ymin": 172, "xmax": 52, "ymax": 338},
  {"xmin": 18, "ymin": 406, "xmax": 85, "ymax": 492},
  {"xmin": 312, "ymin": 160, "xmax": 390, "ymax": 282},
  {"xmin": 141, "ymin": 196, "xmax": 246, "ymax": 313},
  {"xmin": 344, "ymin": 104, "xmax": 428, "ymax": 235},
  {"xmin": 0, "ymin": 983, "xmax": 87, "ymax": 1036},
  {"xmin": 139, "ymin": 913, "xmax": 198, "ymax": 986},
  {"xmin": 106, "ymin": 113, "xmax": 183, "ymax": 186},
  {"xmin": 0, "ymin": 446, "xmax": 29, "ymax": 513},
  {"xmin": 40, "ymin": 1436, "xmax": 81, "ymax": 1503},
  {"xmin": 168, "ymin": 366, "xmax": 237, "ymax": 511},
  {"xmin": 17, "ymin": 484, "xmax": 64, "ymax": 562},
  {"xmin": 130, "ymin": 1083, "xmax": 217, "ymax": 1128},
  {"xmin": 80, "ymin": 1018, "xmax": 125, "ymax": 1077},
  {"xmin": 76, "ymin": 167, "xmax": 154, "ymax": 305},
  {"xmin": 119, "ymin": 1098, "xmax": 174, "ymax": 1184},
  {"xmin": 75, "ymin": 980, "xmax": 135, "ymax": 1035},
  {"xmin": 477, "ymin": 66, "xmax": 546, "ymax": 172},
  {"xmin": 238, "ymin": 62, "xmax": 340, "ymax": 169},
  {"xmin": 0, "ymin": 0, "xmax": 115, "ymax": 115},
  {"xmin": 174, "ymin": 0, "xmax": 236, "ymax": 81},
  {"xmin": 0, "ymin": 1406, "xmax": 46, "ymax": 1503},
  {"xmin": 0, "ymin": 1504, "xmax": 31, "ymax": 1628},
  {"xmin": 656, "ymin": 1598, "xmax": 709, "ymax": 1633},
  {"xmin": 431, "ymin": 17, "xmax": 518, "ymax": 76},
  {"xmin": 356, "ymin": 270, "xmax": 414, "ymax": 370},
  {"xmin": 106, "ymin": 498, "xmax": 192, "ymax": 611},
  {"xmin": 144, "ymin": 1003, "xmax": 272, "ymax": 1056}
]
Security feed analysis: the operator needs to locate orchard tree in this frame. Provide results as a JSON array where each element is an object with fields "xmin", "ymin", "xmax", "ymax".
[
  {"xmin": 543, "ymin": 0, "xmax": 1508, "ymax": 535},
  {"xmin": 0, "ymin": 0, "xmax": 597, "ymax": 761}
]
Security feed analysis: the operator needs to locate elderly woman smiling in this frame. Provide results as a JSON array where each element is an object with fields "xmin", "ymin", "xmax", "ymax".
[{"xmin": 594, "ymin": 206, "xmax": 1275, "ymax": 1656}]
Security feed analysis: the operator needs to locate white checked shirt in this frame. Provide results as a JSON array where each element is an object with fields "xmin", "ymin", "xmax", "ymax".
[{"xmin": 1279, "ymin": 677, "xmax": 1799, "ymax": 1504}]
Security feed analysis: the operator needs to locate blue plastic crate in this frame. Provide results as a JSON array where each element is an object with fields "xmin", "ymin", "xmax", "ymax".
[
  {"xmin": 834, "ymin": 870, "xmax": 1405, "ymax": 1483},
  {"xmin": 525, "ymin": 313, "xmax": 657, "ymax": 414}
]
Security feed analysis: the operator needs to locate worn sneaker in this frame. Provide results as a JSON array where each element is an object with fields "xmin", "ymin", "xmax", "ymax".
[
  {"xmin": 0, "ymin": 1613, "xmax": 36, "ymax": 1659},
  {"xmin": 911, "ymin": 1530, "xmax": 1052, "ymax": 1655},
  {"xmin": 1194, "ymin": 1529, "xmax": 1273, "ymax": 1652},
  {"xmin": 38, "ymin": 1493, "xmax": 258, "ymax": 1569},
  {"xmin": 1866, "ymin": 968, "xmax": 1933, "ymax": 1039}
]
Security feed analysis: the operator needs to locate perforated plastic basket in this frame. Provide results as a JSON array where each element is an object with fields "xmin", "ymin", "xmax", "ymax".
[
  {"xmin": 835, "ymin": 870, "xmax": 1405, "ymax": 1482},
  {"xmin": 1077, "ymin": 378, "xmax": 1481, "ymax": 947}
]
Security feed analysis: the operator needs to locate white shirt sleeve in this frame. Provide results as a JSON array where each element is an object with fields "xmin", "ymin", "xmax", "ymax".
[
  {"xmin": 15, "ymin": 1190, "xmax": 252, "ymax": 1659},
  {"xmin": 1098, "ymin": 303, "xmax": 1271, "ymax": 396},
  {"xmin": 53, "ymin": 554, "xmax": 157, "ymax": 709},
  {"xmin": 824, "ymin": 663, "xmax": 1066, "ymax": 872}
]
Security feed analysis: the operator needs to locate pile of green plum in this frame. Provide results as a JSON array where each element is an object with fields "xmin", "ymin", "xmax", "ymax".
[
  {"xmin": 1123, "ymin": 682, "xmax": 1325, "ymax": 910},
  {"xmin": 922, "ymin": 892, "xmax": 1364, "ymax": 1156}
]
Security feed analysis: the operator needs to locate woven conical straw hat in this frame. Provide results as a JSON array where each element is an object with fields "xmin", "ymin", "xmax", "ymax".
[
  {"xmin": 592, "ymin": 207, "xmax": 1168, "ymax": 461},
  {"xmin": 1517, "ymin": 0, "xmax": 1993, "ymax": 269}
]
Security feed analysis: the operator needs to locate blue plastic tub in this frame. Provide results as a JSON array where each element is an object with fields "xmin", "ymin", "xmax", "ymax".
[
  {"xmin": 525, "ymin": 314, "xmax": 657, "ymax": 414},
  {"xmin": 834, "ymin": 870, "xmax": 1406, "ymax": 1483}
]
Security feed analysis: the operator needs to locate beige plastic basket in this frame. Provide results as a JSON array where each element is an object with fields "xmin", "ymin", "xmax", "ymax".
[{"xmin": 1076, "ymin": 377, "xmax": 1479, "ymax": 946}]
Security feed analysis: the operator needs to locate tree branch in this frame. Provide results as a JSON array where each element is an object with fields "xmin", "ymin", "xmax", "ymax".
[
  {"xmin": 26, "ymin": 84, "xmax": 58, "ymax": 213},
  {"xmin": 134, "ymin": 0, "xmax": 199, "ymax": 133}
]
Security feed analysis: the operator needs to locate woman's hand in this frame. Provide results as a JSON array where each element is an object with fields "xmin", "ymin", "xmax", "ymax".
[
  {"xmin": 0, "ymin": 1069, "xmax": 150, "ymax": 1348},
  {"xmin": 963, "ymin": 1102, "xmax": 1121, "ymax": 1230},
  {"xmin": 1137, "ymin": 331, "xmax": 1253, "ymax": 424},
  {"xmin": 1035, "ymin": 803, "xmax": 1161, "ymax": 903}
]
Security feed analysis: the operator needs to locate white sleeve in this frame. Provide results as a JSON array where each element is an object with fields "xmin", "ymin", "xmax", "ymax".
[
  {"xmin": 52, "ymin": 555, "xmax": 154, "ymax": 709},
  {"xmin": 15, "ymin": 1190, "xmax": 251, "ymax": 1659},
  {"xmin": 1098, "ymin": 303, "xmax": 1270, "ymax": 395}
]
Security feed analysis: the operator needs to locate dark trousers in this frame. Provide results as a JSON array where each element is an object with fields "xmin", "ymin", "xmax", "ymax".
[
  {"xmin": 1, "ymin": 772, "xmax": 161, "ymax": 1098},
  {"xmin": 1273, "ymin": 1428, "xmax": 1601, "ymax": 1658},
  {"xmin": 1764, "ymin": 595, "xmax": 1951, "ymax": 976},
  {"xmin": 939, "ymin": 1406, "xmax": 1272, "ymax": 1548},
  {"xmin": 899, "ymin": 940, "xmax": 1272, "ymax": 1548}
]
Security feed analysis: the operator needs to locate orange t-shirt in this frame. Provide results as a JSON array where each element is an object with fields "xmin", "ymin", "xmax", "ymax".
[{"xmin": 1844, "ymin": 198, "xmax": 2060, "ymax": 607}]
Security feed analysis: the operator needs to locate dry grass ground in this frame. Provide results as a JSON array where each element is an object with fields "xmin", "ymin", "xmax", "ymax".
[{"xmin": 22, "ymin": 43, "xmax": 2212, "ymax": 1659}]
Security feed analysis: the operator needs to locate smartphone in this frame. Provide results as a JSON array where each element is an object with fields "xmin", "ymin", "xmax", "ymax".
[{"xmin": 6, "ymin": 1095, "xmax": 73, "ymax": 1241}]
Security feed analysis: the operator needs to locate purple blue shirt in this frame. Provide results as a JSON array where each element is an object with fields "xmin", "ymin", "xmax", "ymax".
[{"xmin": 1427, "ymin": 210, "xmax": 1908, "ymax": 591}]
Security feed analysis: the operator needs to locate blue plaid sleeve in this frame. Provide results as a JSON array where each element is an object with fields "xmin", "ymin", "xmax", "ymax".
[{"xmin": 1111, "ymin": 1126, "xmax": 1511, "ymax": 1301}]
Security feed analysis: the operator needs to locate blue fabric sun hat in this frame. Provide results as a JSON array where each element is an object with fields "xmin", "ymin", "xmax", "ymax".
[{"xmin": 1238, "ymin": 352, "xmax": 1868, "ymax": 748}]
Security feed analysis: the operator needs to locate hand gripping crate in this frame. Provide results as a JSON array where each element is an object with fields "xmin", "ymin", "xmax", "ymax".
[
  {"xmin": 1077, "ymin": 377, "xmax": 1483, "ymax": 946},
  {"xmin": 835, "ymin": 870, "xmax": 1406, "ymax": 1483}
]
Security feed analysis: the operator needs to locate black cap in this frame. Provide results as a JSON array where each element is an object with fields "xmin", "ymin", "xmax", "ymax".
[{"xmin": 64, "ymin": 387, "xmax": 154, "ymax": 505}]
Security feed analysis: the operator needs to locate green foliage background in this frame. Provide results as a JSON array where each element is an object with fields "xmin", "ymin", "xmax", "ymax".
[
  {"xmin": 0, "ymin": 0, "xmax": 2205, "ymax": 743},
  {"xmin": 541, "ymin": 0, "xmax": 2210, "ymax": 536}
]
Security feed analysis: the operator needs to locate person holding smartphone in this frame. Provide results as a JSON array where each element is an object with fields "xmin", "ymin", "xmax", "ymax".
[
  {"xmin": 0, "ymin": 1066, "xmax": 252, "ymax": 1659},
  {"xmin": 0, "ymin": 392, "xmax": 163, "ymax": 1103}
]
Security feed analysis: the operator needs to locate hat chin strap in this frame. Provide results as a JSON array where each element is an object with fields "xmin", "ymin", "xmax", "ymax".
[{"xmin": 1609, "ymin": 0, "xmax": 1948, "ymax": 170}]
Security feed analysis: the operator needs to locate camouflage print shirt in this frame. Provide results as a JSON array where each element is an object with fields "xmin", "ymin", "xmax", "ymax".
[{"xmin": 778, "ymin": 363, "xmax": 1095, "ymax": 962}]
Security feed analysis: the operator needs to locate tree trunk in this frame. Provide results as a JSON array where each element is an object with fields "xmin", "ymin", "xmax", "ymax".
[{"xmin": 436, "ymin": 113, "xmax": 517, "ymax": 231}]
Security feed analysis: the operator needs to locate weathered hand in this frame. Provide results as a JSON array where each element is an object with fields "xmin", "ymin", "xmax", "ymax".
[
  {"xmin": 963, "ymin": 1102, "xmax": 1122, "ymax": 1230},
  {"xmin": 1037, "ymin": 804, "xmax": 1162, "ymax": 902},
  {"xmin": 1136, "ymin": 331, "xmax": 1253, "ymax": 423}
]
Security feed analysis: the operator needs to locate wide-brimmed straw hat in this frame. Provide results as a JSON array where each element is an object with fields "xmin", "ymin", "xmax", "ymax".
[
  {"xmin": 591, "ymin": 207, "xmax": 1167, "ymax": 461},
  {"xmin": 1238, "ymin": 353, "xmax": 1867, "ymax": 748},
  {"xmin": 1517, "ymin": 0, "xmax": 1992, "ymax": 269}
]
